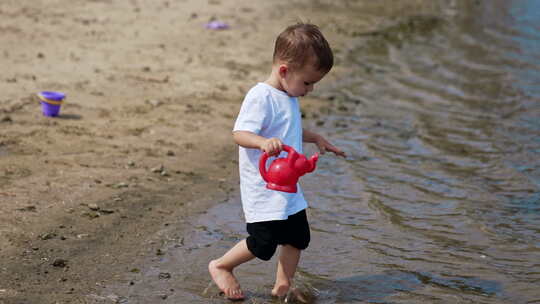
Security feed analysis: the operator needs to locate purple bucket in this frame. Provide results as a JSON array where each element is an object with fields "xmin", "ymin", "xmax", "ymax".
[{"xmin": 38, "ymin": 91, "xmax": 65, "ymax": 117}]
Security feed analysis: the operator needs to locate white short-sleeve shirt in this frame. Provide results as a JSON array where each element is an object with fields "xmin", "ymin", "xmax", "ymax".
[{"xmin": 233, "ymin": 82, "xmax": 308, "ymax": 223}]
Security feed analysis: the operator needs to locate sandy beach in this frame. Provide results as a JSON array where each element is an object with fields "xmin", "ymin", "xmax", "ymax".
[{"xmin": 0, "ymin": 1, "xmax": 444, "ymax": 302}]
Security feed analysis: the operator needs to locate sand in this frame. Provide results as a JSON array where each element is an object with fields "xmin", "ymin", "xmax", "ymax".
[{"xmin": 0, "ymin": 0, "xmax": 437, "ymax": 302}]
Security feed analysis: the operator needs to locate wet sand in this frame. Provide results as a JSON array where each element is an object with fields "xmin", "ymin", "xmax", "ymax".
[{"xmin": 0, "ymin": 1, "xmax": 441, "ymax": 303}]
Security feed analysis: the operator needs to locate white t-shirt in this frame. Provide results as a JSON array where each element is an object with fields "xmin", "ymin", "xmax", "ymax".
[{"xmin": 233, "ymin": 82, "xmax": 308, "ymax": 223}]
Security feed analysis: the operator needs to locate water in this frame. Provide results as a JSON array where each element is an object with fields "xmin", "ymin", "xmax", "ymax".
[
  {"xmin": 301, "ymin": 0, "xmax": 539, "ymax": 302},
  {"xmin": 99, "ymin": 0, "xmax": 539, "ymax": 303}
]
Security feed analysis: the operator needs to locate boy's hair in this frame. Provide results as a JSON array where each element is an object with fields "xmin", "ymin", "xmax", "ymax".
[{"xmin": 273, "ymin": 23, "xmax": 333, "ymax": 72}]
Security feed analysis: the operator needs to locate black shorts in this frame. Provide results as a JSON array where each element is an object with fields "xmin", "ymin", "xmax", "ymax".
[{"xmin": 246, "ymin": 209, "xmax": 310, "ymax": 261}]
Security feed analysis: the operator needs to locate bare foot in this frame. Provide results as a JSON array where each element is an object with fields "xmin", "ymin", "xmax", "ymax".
[
  {"xmin": 208, "ymin": 259, "xmax": 245, "ymax": 300},
  {"xmin": 271, "ymin": 283, "xmax": 290, "ymax": 298}
]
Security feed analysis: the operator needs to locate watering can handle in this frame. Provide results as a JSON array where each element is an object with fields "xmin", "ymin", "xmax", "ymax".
[{"xmin": 259, "ymin": 145, "xmax": 294, "ymax": 182}]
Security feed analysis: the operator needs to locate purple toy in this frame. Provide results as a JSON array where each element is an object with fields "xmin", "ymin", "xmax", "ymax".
[
  {"xmin": 38, "ymin": 91, "xmax": 65, "ymax": 117},
  {"xmin": 205, "ymin": 21, "xmax": 229, "ymax": 30}
]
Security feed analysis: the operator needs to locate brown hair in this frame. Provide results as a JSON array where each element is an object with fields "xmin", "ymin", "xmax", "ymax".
[{"xmin": 273, "ymin": 23, "xmax": 333, "ymax": 72}]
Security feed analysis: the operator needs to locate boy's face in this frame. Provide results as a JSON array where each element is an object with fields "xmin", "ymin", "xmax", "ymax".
[{"xmin": 279, "ymin": 62, "xmax": 327, "ymax": 98}]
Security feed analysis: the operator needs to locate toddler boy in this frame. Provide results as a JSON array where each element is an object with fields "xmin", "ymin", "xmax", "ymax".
[{"xmin": 209, "ymin": 22, "xmax": 346, "ymax": 301}]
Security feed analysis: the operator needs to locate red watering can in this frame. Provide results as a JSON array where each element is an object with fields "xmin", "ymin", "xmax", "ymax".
[{"xmin": 259, "ymin": 145, "xmax": 319, "ymax": 193}]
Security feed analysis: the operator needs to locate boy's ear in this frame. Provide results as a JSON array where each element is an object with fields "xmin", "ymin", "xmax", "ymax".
[{"xmin": 278, "ymin": 64, "xmax": 288, "ymax": 78}]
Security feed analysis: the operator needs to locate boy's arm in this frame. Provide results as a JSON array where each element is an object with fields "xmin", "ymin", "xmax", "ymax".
[
  {"xmin": 303, "ymin": 128, "xmax": 347, "ymax": 158},
  {"xmin": 233, "ymin": 131, "xmax": 283, "ymax": 156}
]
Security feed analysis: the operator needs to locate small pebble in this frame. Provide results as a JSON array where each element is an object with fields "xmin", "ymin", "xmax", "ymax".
[
  {"xmin": 112, "ymin": 182, "xmax": 128, "ymax": 189},
  {"xmin": 151, "ymin": 165, "xmax": 164, "ymax": 173},
  {"xmin": 158, "ymin": 272, "xmax": 171, "ymax": 280},
  {"xmin": 52, "ymin": 259, "xmax": 68, "ymax": 268},
  {"xmin": 39, "ymin": 232, "xmax": 56, "ymax": 240},
  {"xmin": 147, "ymin": 99, "xmax": 162, "ymax": 107},
  {"xmin": 1, "ymin": 116, "xmax": 12, "ymax": 123}
]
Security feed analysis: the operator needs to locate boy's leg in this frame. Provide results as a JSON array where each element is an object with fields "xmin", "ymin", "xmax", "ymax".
[
  {"xmin": 209, "ymin": 239, "xmax": 255, "ymax": 300},
  {"xmin": 271, "ymin": 244, "xmax": 301, "ymax": 297}
]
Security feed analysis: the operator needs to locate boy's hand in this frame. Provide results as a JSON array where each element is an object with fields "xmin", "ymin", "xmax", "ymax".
[
  {"xmin": 260, "ymin": 137, "xmax": 283, "ymax": 156},
  {"xmin": 315, "ymin": 136, "xmax": 347, "ymax": 158}
]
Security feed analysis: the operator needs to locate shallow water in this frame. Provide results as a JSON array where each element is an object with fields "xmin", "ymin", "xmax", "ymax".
[
  {"xmin": 99, "ymin": 0, "xmax": 539, "ymax": 303},
  {"xmin": 301, "ymin": 0, "xmax": 539, "ymax": 302}
]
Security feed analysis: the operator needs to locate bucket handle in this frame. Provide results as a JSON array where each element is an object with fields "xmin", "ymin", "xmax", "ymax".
[{"xmin": 38, "ymin": 94, "xmax": 64, "ymax": 105}]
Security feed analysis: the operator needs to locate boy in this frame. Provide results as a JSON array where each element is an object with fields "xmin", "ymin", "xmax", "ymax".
[{"xmin": 209, "ymin": 23, "xmax": 346, "ymax": 301}]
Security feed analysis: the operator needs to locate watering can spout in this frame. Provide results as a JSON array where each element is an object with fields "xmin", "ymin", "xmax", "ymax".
[{"xmin": 308, "ymin": 153, "xmax": 319, "ymax": 172}]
